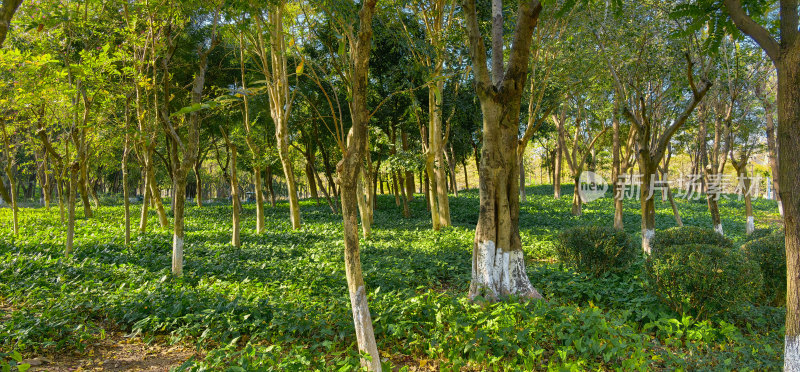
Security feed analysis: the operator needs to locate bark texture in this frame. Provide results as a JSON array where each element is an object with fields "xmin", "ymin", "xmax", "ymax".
[
  {"xmin": 463, "ymin": 0, "xmax": 544, "ymax": 301},
  {"xmin": 336, "ymin": 0, "xmax": 382, "ymax": 369}
]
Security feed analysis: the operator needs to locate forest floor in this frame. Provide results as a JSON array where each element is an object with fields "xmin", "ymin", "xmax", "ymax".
[{"xmin": 0, "ymin": 185, "xmax": 787, "ymax": 370}]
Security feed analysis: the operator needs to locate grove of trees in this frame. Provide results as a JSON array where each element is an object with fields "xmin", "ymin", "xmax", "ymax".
[{"xmin": 1, "ymin": 0, "xmax": 798, "ymax": 369}]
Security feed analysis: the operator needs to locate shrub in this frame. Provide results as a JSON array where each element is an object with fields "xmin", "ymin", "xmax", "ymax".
[
  {"xmin": 646, "ymin": 243, "xmax": 763, "ymax": 318},
  {"xmin": 556, "ymin": 226, "xmax": 639, "ymax": 276},
  {"xmin": 746, "ymin": 228, "xmax": 782, "ymax": 242},
  {"xmin": 742, "ymin": 232, "xmax": 786, "ymax": 306},
  {"xmin": 651, "ymin": 226, "xmax": 733, "ymax": 251}
]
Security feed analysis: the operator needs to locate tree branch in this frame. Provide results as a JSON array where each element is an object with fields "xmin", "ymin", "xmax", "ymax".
[{"xmin": 723, "ymin": 0, "xmax": 780, "ymax": 62}]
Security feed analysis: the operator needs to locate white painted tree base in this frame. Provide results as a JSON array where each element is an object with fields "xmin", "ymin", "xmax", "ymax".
[
  {"xmin": 471, "ymin": 240, "xmax": 543, "ymax": 300},
  {"xmin": 786, "ymin": 335, "xmax": 800, "ymax": 371},
  {"xmin": 714, "ymin": 224, "xmax": 724, "ymax": 236},
  {"xmin": 642, "ymin": 229, "xmax": 655, "ymax": 254},
  {"xmin": 172, "ymin": 234, "xmax": 183, "ymax": 276},
  {"xmin": 746, "ymin": 216, "xmax": 754, "ymax": 235},
  {"xmin": 349, "ymin": 285, "xmax": 382, "ymax": 371},
  {"xmin": 779, "ymin": 201, "xmax": 784, "ymax": 216}
]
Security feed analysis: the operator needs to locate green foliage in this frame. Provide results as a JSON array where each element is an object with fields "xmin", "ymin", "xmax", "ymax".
[
  {"xmin": 646, "ymin": 243, "xmax": 763, "ymax": 319},
  {"xmin": 0, "ymin": 186, "xmax": 785, "ymax": 370},
  {"xmin": 556, "ymin": 225, "xmax": 639, "ymax": 277},
  {"xmin": 651, "ymin": 226, "xmax": 734, "ymax": 251},
  {"xmin": 742, "ymin": 232, "xmax": 786, "ymax": 306},
  {"xmin": 0, "ymin": 351, "xmax": 30, "ymax": 372}
]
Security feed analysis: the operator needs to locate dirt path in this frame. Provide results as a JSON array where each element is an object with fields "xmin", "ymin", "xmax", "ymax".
[{"xmin": 24, "ymin": 332, "xmax": 198, "ymax": 372}]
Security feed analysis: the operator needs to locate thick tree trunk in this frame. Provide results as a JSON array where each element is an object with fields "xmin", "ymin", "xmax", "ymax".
[
  {"xmin": 428, "ymin": 82, "xmax": 451, "ymax": 228},
  {"xmin": 470, "ymin": 104, "xmax": 543, "ymax": 300},
  {"xmin": 775, "ymin": 59, "xmax": 800, "ymax": 370}
]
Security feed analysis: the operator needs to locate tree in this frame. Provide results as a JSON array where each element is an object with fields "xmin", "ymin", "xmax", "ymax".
[
  {"xmin": 462, "ymin": 0, "xmax": 544, "ymax": 300},
  {"xmin": 247, "ymin": 1, "xmax": 302, "ymax": 230},
  {"xmin": 596, "ymin": 2, "xmax": 711, "ymax": 253},
  {"xmin": 707, "ymin": 1, "xmax": 800, "ymax": 365},
  {"xmin": 0, "ymin": 0, "xmax": 23, "ymax": 48}
]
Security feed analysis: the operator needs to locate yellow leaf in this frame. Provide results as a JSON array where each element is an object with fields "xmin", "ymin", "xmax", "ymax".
[{"xmin": 295, "ymin": 59, "xmax": 304, "ymax": 75}]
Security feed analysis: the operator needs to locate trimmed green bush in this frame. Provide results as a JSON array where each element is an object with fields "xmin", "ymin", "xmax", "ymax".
[
  {"xmin": 556, "ymin": 226, "xmax": 639, "ymax": 276},
  {"xmin": 746, "ymin": 228, "xmax": 782, "ymax": 242},
  {"xmin": 651, "ymin": 226, "xmax": 733, "ymax": 250},
  {"xmin": 646, "ymin": 243, "xmax": 763, "ymax": 319},
  {"xmin": 742, "ymin": 232, "xmax": 786, "ymax": 306}
]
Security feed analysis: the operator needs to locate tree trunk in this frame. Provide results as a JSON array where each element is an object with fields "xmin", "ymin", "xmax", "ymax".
[
  {"xmin": 42, "ymin": 151, "xmax": 51, "ymax": 210},
  {"xmin": 554, "ymin": 138, "xmax": 562, "ymax": 199},
  {"xmin": 266, "ymin": 167, "xmax": 276, "ymax": 207},
  {"xmin": 432, "ymin": 84, "xmax": 451, "ymax": 227},
  {"xmin": 463, "ymin": 160, "xmax": 470, "ymax": 190},
  {"xmin": 123, "ymin": 146, "xmax": 131, "ymax": 246},
  {"xmin": 7, "ymin": 166, "xmax": 17, "ymax": 236},
  {"xmin": 469, "ymin": 102, "xmax": 543, "ymax": 300},
  {"xmin": 139, "ymin": 177, "xmax": 150, "ymax": 233},
  {"xmin": 520, "ymin": 157, "xmax": 526, "ymax": 202},
  {"xmin": 612, "ymin": 103, "xmax": 623, "ymax": 230},
  {"xmin": 639, "ymin": 161, "xmax": 657, "ymax": 254},
  {"xmin": 76, "ymin": 149, "xmax": 92, "ymax": 218},
  {"xmin": 571, "ymin": 174, "xmax": 582, "ymax": 216},
  {"xmin": 401, "ymin": 129, "xmax": 414, "ymax": 200},
  {"xmin": 254, "ymin": 167, "xmax": 265, "ymax": 233},
  {"xmin": 195, "ymin": 159, "xmax": 203, "ymax": 207},
  {"xmin": 147, "ymin": 163, "xmax": 169, "ymax": 228},
  {"xmin": 699, "ymin": 117, "xmax": 724, "ymax": 235},
  {"xmin": 66, "ymin": 164, "xmax": 78, "ymax": 256},
  {"xmin": 777, "ymin": 52, "xmax": 800, "ymax": 371},
  {"xmin": 735, "ymin": 166, "xmax": 755, "ymax": 234},
  {"xmin": 338, "ymin": 1, "xmax": 382, "ymax": 367},
  {"xmin": 356, "ymin": 170, "xmax": 373, "ymax": 237},
  {"xmin": 306, "ymin": 157, "xmax": 319, "ymax": 201},
  {"xmin": 447, "ymin": 143, "xmax": 458, "ymax": 197},
  {"xmin": 230, "ymin": 146, "xmax": 241, "ymax": 247},
  {"xmin": 171, "ymin": 168, "xmax": 187, "ymax": 276},
  {"xmin": 761, "ymin": 80, "xmax": 782, "ymax": 215}
]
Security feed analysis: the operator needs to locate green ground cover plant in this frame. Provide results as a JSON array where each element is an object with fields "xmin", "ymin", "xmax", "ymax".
[{"xmin": 0, "ymin": 185, "xmax": 786, "ymax": 370}]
